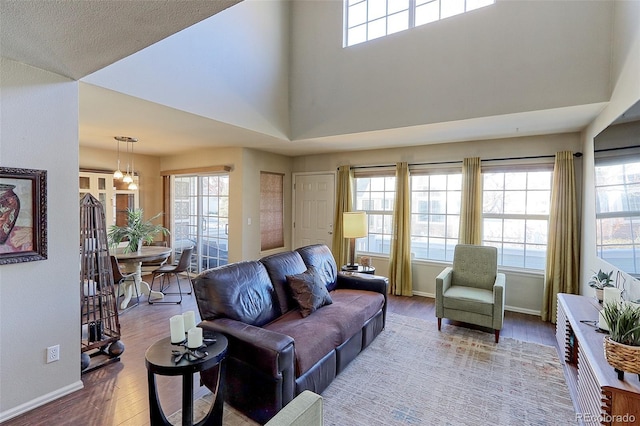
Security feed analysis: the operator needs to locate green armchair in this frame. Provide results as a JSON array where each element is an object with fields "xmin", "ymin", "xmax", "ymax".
[{"xmin": 435, "ymin": 244, "xmax": 506, "ymax": 343}]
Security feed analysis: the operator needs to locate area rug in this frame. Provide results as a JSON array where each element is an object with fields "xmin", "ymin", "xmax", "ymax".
[{"xmin": 170, "ymin": 313, "xmax": 575, "ymax": 425}]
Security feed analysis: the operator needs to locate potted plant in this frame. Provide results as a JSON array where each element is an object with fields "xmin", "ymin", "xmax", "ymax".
[
  {"xmin": 108, "ymin": 209, "xmax": 169, "ymax": 253},
  {"xmin": 589, "ymin": 269, "xmax": 614, "ymax": 302},
  {"xmin": 600, "ymin": 301, "xmax": 640, "ymax": 380}
]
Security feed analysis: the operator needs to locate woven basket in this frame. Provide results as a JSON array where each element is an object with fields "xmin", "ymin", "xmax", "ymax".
[{"xmin": 604, "ymin": 336, "xmax": 640, "ymax": 374}]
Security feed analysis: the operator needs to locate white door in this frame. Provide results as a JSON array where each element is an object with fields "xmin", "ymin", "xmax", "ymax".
[{"xmin": 293, "ymin": 173, "xmax": 336, "ymax": 249}]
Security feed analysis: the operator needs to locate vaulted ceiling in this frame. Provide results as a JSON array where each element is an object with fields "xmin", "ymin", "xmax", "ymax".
[{"xmin": 1, "ymin": 0, "xmax": 610, "ymax": 157}]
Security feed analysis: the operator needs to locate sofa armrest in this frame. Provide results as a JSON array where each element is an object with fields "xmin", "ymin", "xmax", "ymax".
[
  {"xmin": 336, "ymin": 272, "xmax": 388, "ymax": 295},
  {"xmin": 265, "ymin": 390, "xmax": 323, "ymax": 426},
  {"xmin": 492, "ymin": 273, "xmax": 506, "ymax": 330},
  {"xmin": 435, "ymin": 267, "xmax": 453, "ymax": 318},
  {"xmin": 199, "ymin": 318, "xmax": 294, "ymax": 377}
]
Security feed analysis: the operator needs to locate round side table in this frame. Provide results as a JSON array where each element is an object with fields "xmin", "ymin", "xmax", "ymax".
[{"xmin": 145, "ymin": 333, "xmax": 228, "ymax": 426}]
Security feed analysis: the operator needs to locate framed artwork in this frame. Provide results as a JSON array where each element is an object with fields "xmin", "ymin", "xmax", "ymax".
[{"xmin": 0, "ymin": 167, "xmax": 47, "ymax": 264}]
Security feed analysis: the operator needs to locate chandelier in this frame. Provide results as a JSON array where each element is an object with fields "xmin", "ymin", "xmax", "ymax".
[{"xmin": 113, "ymin": 136, "xmax": 138, "ymax": 190}]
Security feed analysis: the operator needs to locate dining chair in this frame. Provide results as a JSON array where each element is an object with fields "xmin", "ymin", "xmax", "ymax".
[
  {"xmin": 110, "ymin": 255, "xmax": 139, "ymax": 311},
  {"xmin": 149, "ymin": 246, "xmax": 194, "ymax": 304},
  {"xmin": 140, "ymin": 241, "xmax": 168, "ymax": 275}
]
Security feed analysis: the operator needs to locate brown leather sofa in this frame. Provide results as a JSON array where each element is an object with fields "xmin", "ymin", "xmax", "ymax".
[{"xmin": 193, "ymin": 244, "xmax": 388, "ymax": 424}]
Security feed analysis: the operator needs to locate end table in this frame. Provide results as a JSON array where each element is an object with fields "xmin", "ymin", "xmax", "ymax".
[
  {"xmin": 145, "ymin": 333, "xmax": 228, "ymax": 426},
  {"xmin": 341, "ymin": 264, "xmax": 376, "ymax": 275}
]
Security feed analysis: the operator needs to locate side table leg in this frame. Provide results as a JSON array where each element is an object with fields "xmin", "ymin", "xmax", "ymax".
[
  {"xmin": 196, "ymin": 360, "xmax": 225, "ymax": 426},
  {"xmin": 148, "ymin": 370, "xmax": 171, "ymax": 426},
  {"xmin": 182, "ymin": 372, "xmax": 194, "ymax": 426}
]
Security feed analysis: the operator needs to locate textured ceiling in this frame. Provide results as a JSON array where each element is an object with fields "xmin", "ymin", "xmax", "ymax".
[{"xmin": 0, "ymin": 0, "xmax": 241, "ymax": 80}]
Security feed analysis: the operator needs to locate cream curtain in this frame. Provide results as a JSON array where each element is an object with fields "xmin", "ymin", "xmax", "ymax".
[
  {"xmin": 542, "ymin": 151, "xmax": 580, "ymax": 323},
  {"xmin": 389, "ymin": 162, "xmax": 413, "ymax": 296},
  {"xmin": 331, "ymin": 165, "xmax": 353, "ymax": 266},
  {"xmin": 459, "ymin": 157, "xmax": 482, "ymax": 245}
]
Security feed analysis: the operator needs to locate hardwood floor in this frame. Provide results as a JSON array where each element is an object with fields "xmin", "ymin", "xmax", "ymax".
[{"xmin": 4, "ymin": 277, "xmax": 556, "ymax": 425}]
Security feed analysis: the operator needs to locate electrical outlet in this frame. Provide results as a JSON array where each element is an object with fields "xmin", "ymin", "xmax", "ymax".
[{"xmin": 47, "ymin": 345, "xmax": 60, "ymax": 363}]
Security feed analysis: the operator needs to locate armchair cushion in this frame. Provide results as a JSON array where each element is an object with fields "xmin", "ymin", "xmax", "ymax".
[
  {"xmin": 442, "ymin": 286, "xmax": 494, "ymax": 316},
  {"xmin": 286, "ymin": 267, "xmax": 333, "ymax": 317}
]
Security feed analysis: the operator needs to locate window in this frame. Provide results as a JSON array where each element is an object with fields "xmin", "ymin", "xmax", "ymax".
[
  {"xmin": 595, "ymin": 159, "xmax": 640, "ymax": 275},
  {"xmin": 410, "ymin": 172, "xmax": 461, "ymax": 262},
  {"xmin": 354, "ymin": 175, "xmax": 396, "ymax": 254},
  {"xmin": 344, "ymin": 0, "xmax": 495, "ymax": 47},
  {"xmin": 260, "ymin": 172, "xmax": 285, "ymax": 251},
  {"xmin": 482, "ymin": 169, "xmax": 552, "ymax": 270},
  {"xmin": 172, "ymin": 174, "xmax": 229, "ymax": 273}
]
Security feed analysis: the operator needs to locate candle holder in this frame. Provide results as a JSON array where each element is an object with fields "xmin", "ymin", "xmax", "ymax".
[{"xmin": 171, "ymin": 338, "xmax": 216, "ymax": 364}]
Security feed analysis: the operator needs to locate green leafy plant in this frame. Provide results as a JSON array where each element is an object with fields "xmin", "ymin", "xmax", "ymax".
[
  {"xmin": 601, "ymin": 301, "xmax": 640, "ymax": 346},
  {"xmin": 588, "ymin": 269, "xmax": 614, "ymax": 290},
  {"xmin": 108, "ymin": 209, "xmax": 169, "ymax": 253}
]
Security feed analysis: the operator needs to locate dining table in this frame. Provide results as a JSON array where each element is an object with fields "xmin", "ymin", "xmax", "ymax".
[{"xmin": 114, "ymin": 246, "xmax": 172, "ymax": 309}]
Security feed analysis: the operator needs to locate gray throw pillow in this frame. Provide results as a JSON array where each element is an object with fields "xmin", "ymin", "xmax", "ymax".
[{"xmin": 286, "ymin": 267, "xmax": 333, "ymax": 317}]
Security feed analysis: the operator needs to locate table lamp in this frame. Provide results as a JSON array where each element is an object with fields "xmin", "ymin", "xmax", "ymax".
[{"xmin": 343, "ymin": 212, "xmax": 368, "ymax": 269}]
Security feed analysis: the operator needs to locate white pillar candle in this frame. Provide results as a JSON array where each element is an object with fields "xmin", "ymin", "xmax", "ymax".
[
  {"xmin": 604, "ymin": 287, "xmax": 622, "ymax": 306},
  {"xmin": 182, "ymin": 310, "xmax": 196, "ymax": 332},
  {"xmin": 598, "ymin": 310, "xmax": 610, "ymax": 331},
  {"xmin": 170, "ymin": 315, "xmax": 185, "ymax": 343},
  {"xmin": 187, "ymin": 326, "xmax": 203, "ymax": 349}
]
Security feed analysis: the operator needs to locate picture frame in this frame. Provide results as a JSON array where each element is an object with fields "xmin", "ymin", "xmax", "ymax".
[{"xmin": 0, "ymin": 167, "xmax": 47, "ymax": 264}]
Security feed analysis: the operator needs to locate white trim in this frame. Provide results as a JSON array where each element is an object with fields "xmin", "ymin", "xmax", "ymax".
[{"xmin": 0, "ymin": 380, "xmax": 84, "ymax": 422}]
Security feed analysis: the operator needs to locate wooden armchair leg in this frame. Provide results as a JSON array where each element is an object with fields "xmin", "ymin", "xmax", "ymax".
[
  {"xmin": 437, "ymin": 318, "xmax": 442, "ymax": 331},
  {"xmin": 494, "ymin": 330, "xmax": 500, "ymax": 343}
]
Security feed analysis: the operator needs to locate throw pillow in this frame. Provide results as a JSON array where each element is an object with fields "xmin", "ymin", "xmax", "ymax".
[{"xmin": 286, "ymin": 267, "xmax": 333, "ymax": 317}]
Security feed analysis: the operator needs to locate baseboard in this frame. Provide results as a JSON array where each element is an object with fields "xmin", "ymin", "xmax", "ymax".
[
  {"xmin": 411, "ymin": 290, "xmax": 433, "ymax": 298},
  {"xmin": 0, "ymin": 380, "xmax": 83, "ymax": 423},
  {"xmin": 410, "ymin": 291, "xmax": 541, "ymax": 317},
  {"xmin": 504, "ymin": 305, "xmax": 541, "ymax": 316}
]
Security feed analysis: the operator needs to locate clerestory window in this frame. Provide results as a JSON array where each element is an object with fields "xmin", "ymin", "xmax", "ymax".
[{"xmin": 344, "ymin": 0, "xmax": 495, "ymax": 47}]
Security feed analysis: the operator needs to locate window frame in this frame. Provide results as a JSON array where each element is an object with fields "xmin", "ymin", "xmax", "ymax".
[
  {"xmin": 353, "ymin": 171, "xmax": 396, "ymax": 256},
  {"xmin": 344, "ymin": 0, "xmax": 495, "ymax": 47},
  {"xmin": 171, "ymin": 173, "xmax": 229, "ymax": 273},
  {"xmin": 594, "ymin": 154, "xmax": 640, "ymax": 276},
  {"xmin": 481, "ymin": 166, "xmax": 553, "ymax": 271},
  {"xmin": 409, "ymin": 170, "xmax": 462, "ymax": 263},
  {"xmin": 260, "ymin": 171, "xmax": 285, "ymax": 252}
]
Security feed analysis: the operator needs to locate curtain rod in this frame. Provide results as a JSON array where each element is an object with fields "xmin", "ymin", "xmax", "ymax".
[
  {"xmin": 595, "ymin": 144, "xmax": 640, "ymax": 153},
  {"xmin": 345, "ymin": 152, "xmax": 583, "ymax": 170}
]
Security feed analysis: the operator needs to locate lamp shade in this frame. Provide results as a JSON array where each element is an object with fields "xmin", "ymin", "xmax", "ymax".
[{"xmin": 343, "ymin": 212, "xmax": 367, "ymax": 238}]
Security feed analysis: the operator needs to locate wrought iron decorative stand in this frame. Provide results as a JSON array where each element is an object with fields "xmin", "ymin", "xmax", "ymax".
[{"xmin": 80, "ymin": 193, "xmax": 124, "ymax": 373}]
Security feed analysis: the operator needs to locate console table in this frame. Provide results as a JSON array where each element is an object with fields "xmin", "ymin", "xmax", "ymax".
[{"xmin": 556, "ymin": 294, "xmax": 640, "ymax": 425}]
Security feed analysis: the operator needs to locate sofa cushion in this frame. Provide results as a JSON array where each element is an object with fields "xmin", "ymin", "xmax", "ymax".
[
  {"xmin": 286, "ymin": 267, "xmax": 333, "ymax": 317},
  {"xmin": 261, "ymin": 251, "xmax": 309, "ymax": 315},
  {"xmin": 264, "ymin": 289, "xmax": 384, "ymax": 376},
  {"xmin": 296, "ymin": 244, "xmax": 338, "ymax": 291},
  {"xmin": 443, "ymin": 285, "xmax": 494, "ymax": 316},
  {"xmin": 193, "ymin": 261, "xmax": 279, "ymax": 326}
]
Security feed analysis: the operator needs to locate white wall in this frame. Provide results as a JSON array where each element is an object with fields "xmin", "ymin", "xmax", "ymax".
[
  {"xmin": 293, "ymin": 133, "xmax": 582, "ymax": 314},
  {"xmin": 0, "ymin": 59, "xmax": 82, "ymax": 421},
  {"xmin": 290, "ymin": 0, "xmax": 612, "ymax": 140},
  {"xmin": 581, "ymin": 0, "xmax": 640, "ymax": 298},
  {"xmin": 82, "ymin": 0, "xmax": 291, "ymax": 140}
]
